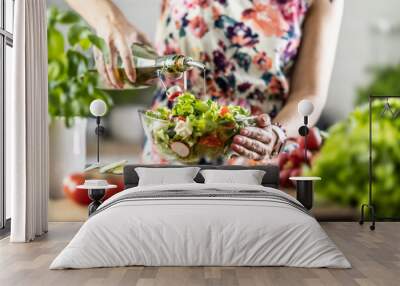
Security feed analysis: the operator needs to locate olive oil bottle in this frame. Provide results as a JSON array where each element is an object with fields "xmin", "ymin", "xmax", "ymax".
[{"xmin": 94, "ymin": 43, "xmax": 205, "ymax": 89}]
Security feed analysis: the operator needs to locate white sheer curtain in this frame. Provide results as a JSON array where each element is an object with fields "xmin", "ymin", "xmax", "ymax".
[{"xmin": 7, "ymin": 0, "xmax": 49, "ymax": 242}]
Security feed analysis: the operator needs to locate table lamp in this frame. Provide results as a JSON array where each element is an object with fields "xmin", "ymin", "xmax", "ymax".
[
  {"xmin": 298, "ymin": 99, "xmax": 314, "ymax": 165},
  {"xmin": 89, "ymin": 99, "xmax": 107, "ymax": 167}
]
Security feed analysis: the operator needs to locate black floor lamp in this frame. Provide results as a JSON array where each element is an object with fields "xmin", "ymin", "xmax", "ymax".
[{"xmin": 359, "ymin": 95, "xmax": 400, "ymax": 231}]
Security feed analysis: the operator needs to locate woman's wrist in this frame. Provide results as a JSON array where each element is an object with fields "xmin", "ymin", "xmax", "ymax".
[
  {"xmin": 270, "ymin": 123, "xmax": 287, "ymax": 156},
  {"xmin": 67, "ymin": 0, "xmax": 122, "ymax": 30}
]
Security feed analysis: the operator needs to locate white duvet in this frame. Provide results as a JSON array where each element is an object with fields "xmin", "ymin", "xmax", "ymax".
[{"xmin": 50, "ymin": 183, "xmax": 350, "ymax": 269}]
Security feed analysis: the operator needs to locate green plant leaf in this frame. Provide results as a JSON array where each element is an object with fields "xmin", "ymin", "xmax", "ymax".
[
  {"xmin": 88, "ymin": 34, "xmax": 109, "ymax": 61},
  {"xmin": 47, "ymin": 6, "xmax": 59, "ymax": 27},
  {"xmin": 48, "ymin": 60, "xmax": 64, "ymax": 80},
  {"xmin": 79, "ymin": 38, "xmax": 91, "ymax": 51},
  {"xmin": 67, "ymin": 24, "xmax": 91, "ymax": 46},
  {"xmin": 67, "ymin": 50, "xmax": 88, "ymax": 77},
  {"xmin": 47, "ymin": 28, "xmax": 65, "ymax": 61},
  {"xmin": 57, "ymin": 10, "xmax": 81, "ymax": 24},
  {"xmin": 47, "ymin": 7, "xmax": 113, "ymax": 127}
]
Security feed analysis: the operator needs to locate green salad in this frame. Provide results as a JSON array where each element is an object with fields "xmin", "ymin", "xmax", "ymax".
[{"xmin": 141, "ymin": 93, "xmax": 254, "ymax": 162}]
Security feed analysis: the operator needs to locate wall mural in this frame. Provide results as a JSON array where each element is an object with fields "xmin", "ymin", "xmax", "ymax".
[{"xmin": 47, "ymin": 0, "xmax": 400, "ymax": 222}]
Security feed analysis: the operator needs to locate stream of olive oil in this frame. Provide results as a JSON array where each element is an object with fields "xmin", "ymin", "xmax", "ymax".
[
  {"xmin": 156, "ymin": 66, "xmax": 206, "ymax": 96},
  {"xmin": 203, "ymin": 68, "xmax": 206, "ymax": 97},
  {"xmin": 183, "ymin": 71, "xmax": 187, "ymax": 91}
]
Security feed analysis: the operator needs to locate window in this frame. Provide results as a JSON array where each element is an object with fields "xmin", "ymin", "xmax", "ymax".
[{"xmin": 1, "ymin": 0, "xmax": 14, "ymax": 232}]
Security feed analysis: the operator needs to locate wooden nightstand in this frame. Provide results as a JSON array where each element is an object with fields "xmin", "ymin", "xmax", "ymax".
[{"xmin": 289, "ymin": 177, "xmax": 321, "ymax": 210}]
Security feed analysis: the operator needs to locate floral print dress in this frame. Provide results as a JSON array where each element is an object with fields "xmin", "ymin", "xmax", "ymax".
[{"xmin": 142, "ymin": 0, "xmax": 313, "ymax": 164}]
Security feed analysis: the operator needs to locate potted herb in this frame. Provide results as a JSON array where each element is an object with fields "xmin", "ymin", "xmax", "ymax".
[{"xmin": 47, "ymin": 7, "xmax": 112, "ymax": 198}]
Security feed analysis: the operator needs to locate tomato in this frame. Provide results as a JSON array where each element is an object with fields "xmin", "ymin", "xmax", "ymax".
[
  {"xmin": 278, "ymin": 152, "xmax": 289, "ymax": 169},
  {"xmin": 166, "ymin": 85, "xmax": 183, "ymax": 101},
  {"xmin": 63, "ymin": 173, "xmax": 125, "ymax": 205},
  {"xmin": 63, "ymin": 173, "xmax": 91, "ymax": 205},
  {"xmin": 199, "ymin": 135, "xmax": 223, "ymax": 147},
  {"xmin": 297, "ymin": 128, "xmax": 322, "ymax": 151},
  {"xmin": 288, "ymin": 148, "xmax": 313, "ymax": 167},
  {"xmin": 279, "ymin": 169, "xmax": 292, "ymax": 188},
  {"xmin": 104, "ymin": 178, "xmax": 125, "ymax": 201},
  {"xmin": 167, "ymin": 91, "xmax": 182, "ymax": 101},
  {"xmin": 290, "ymin": 168, "xmax": 301, "ymax": 178},
  {"xmin": 219, "ymin": 106, "xmax": 230, "ymax": 116}
]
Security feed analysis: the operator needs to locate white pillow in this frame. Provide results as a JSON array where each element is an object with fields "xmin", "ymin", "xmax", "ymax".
[
  {"xmin": 135, "ymin": 167, "xmax": 200, "ymax": 186},
  {"xmin": 200, "ymin": 169, "xmax": 266, "ymax": 185}
]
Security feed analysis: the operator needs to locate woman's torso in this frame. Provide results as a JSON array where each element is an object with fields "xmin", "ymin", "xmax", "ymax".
[
  {"xmin": 143, "ymin": 0, "xmax": 312, "ymax": 164},
  {"xmin": 153, "ymin": 0, "xmax": 312, "ymax": 117}
]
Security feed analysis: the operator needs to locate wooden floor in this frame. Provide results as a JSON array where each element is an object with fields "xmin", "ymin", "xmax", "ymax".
[{"xmin": 0, "ymin": 222, "xmax": 398, "ymax": 286}]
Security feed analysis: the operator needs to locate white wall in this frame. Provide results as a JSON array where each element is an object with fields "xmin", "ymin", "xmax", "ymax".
[
  {"xmin": 47, "ymin": 0, "xmax": 162, "ymax": 40},
  {"xmin": 327, "ymin": 0, "xmax": 400, "ymax": 120},
  {"xmin": 47, "ymin": 0, "xmax": 400, "ymax": 121}
]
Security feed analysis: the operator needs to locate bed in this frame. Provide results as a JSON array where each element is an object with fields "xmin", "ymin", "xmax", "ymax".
[{"xmin": 50, "ymin": 164, "xmax": 350, "ymax": 269}]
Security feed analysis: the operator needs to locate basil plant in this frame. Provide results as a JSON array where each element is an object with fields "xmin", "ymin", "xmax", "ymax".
[{"xmin": 47, "ymin": 6, "xmax": 112, "ymax": 127}]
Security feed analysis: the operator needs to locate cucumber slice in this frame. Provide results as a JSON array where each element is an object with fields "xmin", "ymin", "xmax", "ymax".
[
  {"xmin": 99, "ymin": 160, "xmax": 128, "ymax": 174},
  {"xmin": 111, "ymin": 165, "xmax": 124, "ymax": 175},
  {"xmin": 84, "ymin": 162, "xmax": 104, "ymax": 172}
]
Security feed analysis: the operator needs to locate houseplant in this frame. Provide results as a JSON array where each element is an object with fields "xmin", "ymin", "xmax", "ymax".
[{"xmin": 47, "ymin": 7, "xmax": 112, "ymax": 198}]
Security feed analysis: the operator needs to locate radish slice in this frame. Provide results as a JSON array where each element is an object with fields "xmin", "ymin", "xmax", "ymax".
[
  {"xmin": 167, "ymin": 85, "xmax": 183, "ymax": 101},
  {"xmin": 170, "ymin": 141, "xmax": 190, "ymax": 157}
]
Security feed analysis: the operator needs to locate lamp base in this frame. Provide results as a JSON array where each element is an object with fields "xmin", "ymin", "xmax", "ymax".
[
  {"xmin": 359, "ymin": 203, "xmax": 376, "ymax": 231},
  {"xmin": 88, "ymin": 188, "xmax": 106, "ymax": 216},
  {"xmin": 296, "ymin": 180, "xmax": 313, "ymax": 210}
]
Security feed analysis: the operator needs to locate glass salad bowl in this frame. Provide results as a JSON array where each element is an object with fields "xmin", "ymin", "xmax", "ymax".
[{"xmin": 139, "ymin": 93, "xmax": 256, "ymax": 163}]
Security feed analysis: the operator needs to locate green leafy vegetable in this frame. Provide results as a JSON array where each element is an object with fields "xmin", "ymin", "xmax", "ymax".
[
  {"xmin": 143, "ymin": 93, "xmax": 253, "ymax": 162},
  {"xmin": 307, "ymin": 100, "xmax": 400, "ymax": 217}
]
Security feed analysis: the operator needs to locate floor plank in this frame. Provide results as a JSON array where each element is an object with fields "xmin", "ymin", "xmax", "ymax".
[{"xmin": 0, "ymin": 222, "xmax": 398, "ymax": 286}]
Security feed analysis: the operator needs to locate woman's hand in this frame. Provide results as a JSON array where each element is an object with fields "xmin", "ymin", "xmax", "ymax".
[
  {"xmin": 93, "ymin": 17, "xmax": 150, "ymax": 89},
  {"xmin": 231, "ymin": 114, "xmax": 277, "ymax": 161},
  {"xmin": 66, "ymin": 0, "xmax": 151, "ymax": 89}
]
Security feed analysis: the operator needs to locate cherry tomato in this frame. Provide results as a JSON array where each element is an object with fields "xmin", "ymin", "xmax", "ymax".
[
  {"xmin": 199, "ymin": 135, "xmax": 223, "ymax": 147},
  {"xmin": 278, "ymin": 152, "xmax": 290, "ymax": 169},
  {"xmin": 279, "ymin": 169, "xmax": 292, "ymax": 188},
  {"xmin": 288, "ymin": 148, "xmax": 313, "ymax": 167},
  {"xmin": 219, "ymin": 106, "xmax": 230, "ymax": 116},
  {"xmin": 167, "ymin": 85, "xmax": 183, "ymax": 101},
  {"xmin": 297, "ymin": 128, "xmax": 323, "ymax": 151}
]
